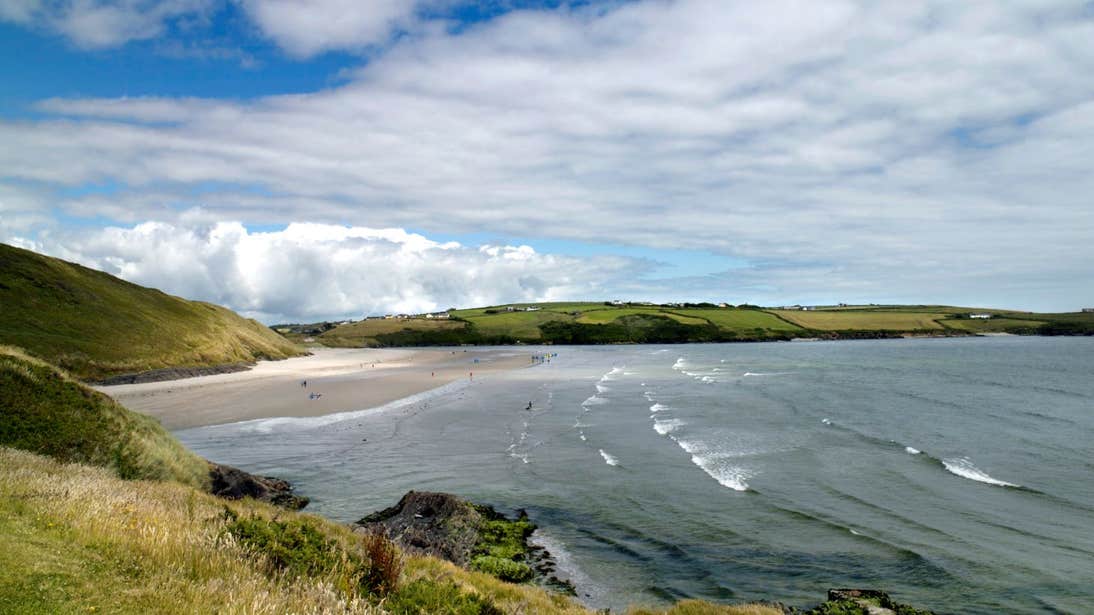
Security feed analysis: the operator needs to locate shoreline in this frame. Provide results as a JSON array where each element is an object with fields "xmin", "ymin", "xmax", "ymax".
[{"xmin": 98, "ymin": 347, "xmax": 532, "ymax": 430}]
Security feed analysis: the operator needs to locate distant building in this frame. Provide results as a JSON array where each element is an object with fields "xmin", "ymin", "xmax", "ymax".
[
  {"xmin": 610, "ymin": 300, "xmax": 624, "ymax": 305},
  {"xmin": 969, "ymin": 313, "xmax": 992, "ymax": 319},
  {"xmin": 717, "ymin": 302, "xmax": 729, "ymax": 308},
  {"xmin": 505, "ymin": 306, "xmax": 517, "ymax": 312},
  {"xmin": 525, "ymin": 306, "xmax": 541, "ymax": 312},
  {"xmin": 802, "ymin": 306, "xmax": 816, "ymax": 311},
  {"xmin": 1084, "ymin": 308, "xmax": 1094, "ymax": 313}
]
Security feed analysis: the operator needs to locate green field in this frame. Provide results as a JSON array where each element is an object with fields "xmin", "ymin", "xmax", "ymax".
[
  {"xmin": 682, "ymin": 309, "xmax": 804, "ymax": 332},
  {"xmin": 942, "ymin": 317, "xmax": 1046, "ymax": 333},
  {"xmin": 318, "ymin": 318, "xmax": 468, "ymax": 346},
  {"xmin": 0, "ymin": 243, "xmax": 304, "ymax": 381},
  {"xmin": 576, "ymin": 308, "xmax": 709, "ymax": 326},
  {"xmin": 772, "ymin": 310, "xmax": 948, "ymax": 331},
  {"xmin": 307, "ymin": 302, "xmax": 1094, "ymax": 347}
]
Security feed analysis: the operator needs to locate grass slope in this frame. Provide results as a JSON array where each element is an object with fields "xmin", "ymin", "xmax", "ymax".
[
  {"xmin": 0, "ymin": 448, "xmax": 783, "ymax": 615},
  {"xmin": 0, "ymin": 243, "xmax": 304, "ymax": 381},
  {"xmin": 0, "ymin": 346, "xmax": 209, "ymax": 488}
]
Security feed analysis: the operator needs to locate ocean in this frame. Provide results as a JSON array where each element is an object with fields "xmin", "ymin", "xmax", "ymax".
[{"xmin": 177, "ymin": 336, "xmax": 1094, "ymax": 614}]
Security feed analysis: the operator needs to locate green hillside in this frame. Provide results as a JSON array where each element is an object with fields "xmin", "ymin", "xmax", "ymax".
[
  {"xmin": 0, "ymin": 346, "xmax": 209, "ymax": 488},
  {"xmin": 0, "ymin": 243, "xmax": 305, "ymax": 381},
  {"xmin": 304, "ymin": 302, "xmax": 1093, "ymax": 348}
]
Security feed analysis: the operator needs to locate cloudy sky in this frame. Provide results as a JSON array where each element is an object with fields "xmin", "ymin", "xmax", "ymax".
[{"xmin": 3, "ymin": 1, "xmax": 1093, "ymax": 322}]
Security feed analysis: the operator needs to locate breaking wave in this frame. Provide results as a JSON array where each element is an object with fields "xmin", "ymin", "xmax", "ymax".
[
  {"xmin": 653, "ymin": 418, "xmax": 685, "ymax": 435},
  {"xmin": 599, "ymin": 449, "xmax": 620, "ymax": 466},
  {"xmin": 942, "ymin": 457, "xmax": 1020, "ymax": 488}
]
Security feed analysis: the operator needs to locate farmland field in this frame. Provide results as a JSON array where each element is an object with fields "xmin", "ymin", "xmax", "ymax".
[
  {"xmin": 772, "ymin": 310, "xmax": 947, "ymax": 331},
  {"xmin": 682, "ymin": 309, "xmax": 804, "ymax": 332},
  {"xmin": 319, "ymin": 318, "xmax": 465, "ymax": 346}
]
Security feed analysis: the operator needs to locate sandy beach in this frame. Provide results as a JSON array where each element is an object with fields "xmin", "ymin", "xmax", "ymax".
[{"xmin": 98, "ymin": 347, "xmax": 533, "ymax": 430}]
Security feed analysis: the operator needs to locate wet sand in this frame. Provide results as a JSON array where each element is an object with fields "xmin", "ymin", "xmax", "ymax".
[{"xmin": 98, "ymin": 347, "xmax": 532, "ymax": 430}]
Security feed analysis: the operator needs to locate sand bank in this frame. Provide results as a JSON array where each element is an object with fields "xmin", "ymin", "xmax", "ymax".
[{"xmin": 98, "ymin": 347, "xmax": 532, "ymax": 430}]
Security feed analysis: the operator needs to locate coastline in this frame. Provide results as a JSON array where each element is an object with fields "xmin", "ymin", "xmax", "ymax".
[{"xmin": 98, "ymin": 347, "xmax": 532, "ymax": 430}]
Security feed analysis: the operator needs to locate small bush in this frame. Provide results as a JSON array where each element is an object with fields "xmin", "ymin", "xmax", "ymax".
[
  {"xmin": 225, "ymin": 514, "xmax": 400, "ymax": 598},
  {"xmin": 470, "ymin": 555, "xmax": 533, "ymax": 583},
  {"xmin": 362, "ymin": 529, "xmax": 403, "ymax": 596},
  {"xmin": 386, "ymin": 579, "xmax": 503, "ymax": 615}
]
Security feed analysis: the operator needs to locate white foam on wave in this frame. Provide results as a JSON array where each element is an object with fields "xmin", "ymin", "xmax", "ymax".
[
  {"xmin": 650, "ymin": 402, "xmax": 668, "ymax": 413},
  {"xmin": 599, "ymin": 367, "xmax": 624, "ymax": 382},
  {"xmin": 582, "ymin": 395, "xmax": 607, "ymax": 407},
  {"xmin": 653, "ymin": 418, "xmax": 685, "ymax": 435},
  {"xmin": 598, "ymin": 449, "xmax": 620, "ymax": 466},
  {"xmin": 672, "ymin": 437, "xmax": 754, "ymax": 491},
  {"xmin": 673, "ymin": 357, "xmax": 687, "ymax": 370},
  {"xmin": 579, "ymin": 433, "xmax": 587, "ymax": 441},
  {"xmin": 821, "ymin": 418, "xmax": 832, "ymax": 425},
  {"xmin": 689, "ymin": 454, "xmax": 749, "ymax": 491},
  {"xmin": 595, "ymin": 384, "xmax": 610, "ymax": 394},
  {"xmin": 849, "ymin": 528, "xmax": 863, "ymax": 536},
  {"xmin": 643, "ymin": 391, "xmax": 655, "ymax": 401},
  {"xmin": 700, "ymin": 376, "xmax": 715, "ymax": 383},
  {"xmin": 905, "ymin": 446, "xmax": 922, "ymax": 455},
  {"xmin": 942, "ymin": 457, "xmax": 1019, "ymax": 487}
]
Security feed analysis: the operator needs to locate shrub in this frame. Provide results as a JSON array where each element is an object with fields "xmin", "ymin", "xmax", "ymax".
[
  {"xmin": 470, "ymin": 555, "xmax": 533, "ymax": 583},
  {"xmin": 386, "ymin": 579, "xmax": 503, "ymax": 615},
  {"xmin": 362, "ymin": 529, "xmax": 403, "ymax": 596},
  {"xmin": 225, "ymin": 513, "xmax": 400, "ymax": 598}
]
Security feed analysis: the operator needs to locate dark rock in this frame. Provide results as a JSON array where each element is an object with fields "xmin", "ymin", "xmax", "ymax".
[
  {"xmin": 827, "ymin": 589, "xmax": 891, "ymax": 603},
  {"xmin": 356, "ymin": 490, "xmax": 482, "ymax": 566},
  {"xmin": 208, "ymin": 462, "xmax": 309, "ymax": 510},
  {"xmin": 355, "ymin": 490, "xmax": 574, "ymax": 594}
]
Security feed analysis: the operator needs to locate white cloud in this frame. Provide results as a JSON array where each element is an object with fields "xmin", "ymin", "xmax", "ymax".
[
  {"xmin": 1, "ymin": 0, "xmax": 215, "ymax": 48},
  {"xmin": 4, "ymin": 1, "xmax": 1094, "ymax": 310},
  {"xmin": 1, "ymin": 0, "xmax": 432, "ymax": 54},
  {"xmin": 239, "ymin": 0, "xmax": 424, "ymax": 57},
  {"xmin": 20, "ymin": 221, "xmax": 642, "ymax": 322}
]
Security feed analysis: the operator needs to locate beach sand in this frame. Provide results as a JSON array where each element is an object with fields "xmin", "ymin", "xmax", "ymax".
[{"xmin": 98, "ymin": 347, "xmax": 532, "ymax": 430}]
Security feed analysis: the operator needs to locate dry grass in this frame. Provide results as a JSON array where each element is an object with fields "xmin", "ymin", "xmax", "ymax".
[{"xmin": 0, "ymin": 447, "xmax": 381, "ymax": 614}]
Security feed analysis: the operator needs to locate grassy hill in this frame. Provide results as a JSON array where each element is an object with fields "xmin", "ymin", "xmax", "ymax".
[
  {"xmin": 0, "ymin": 346, "xmax": 210, "ymax": 488},
  {"xmin": 301, "ymin": 302, "xmax": 1094, "ymax": 348},
  {"xmin": 0, "ymin": 243, "xmax": 305, "ymax": 381}
]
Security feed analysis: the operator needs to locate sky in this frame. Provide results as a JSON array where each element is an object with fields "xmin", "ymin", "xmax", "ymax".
[{"xmin": 2, "ymin": 0, "xmax": 1093, "ymax": 323}]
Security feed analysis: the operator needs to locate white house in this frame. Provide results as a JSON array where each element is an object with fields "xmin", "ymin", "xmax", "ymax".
[{"xmin": 969, "ymin": 313, "xmax": 992, "ymax": 319}]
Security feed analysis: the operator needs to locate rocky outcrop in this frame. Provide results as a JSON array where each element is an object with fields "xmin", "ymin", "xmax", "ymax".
[
  {"xmin": 356, "ymin": 490, "xmax": 481, "ymax": 565},
  {"xmin": 355, "ymin": 490, "xmax": 573, "ymax": 593},
  {"xmin": 208, "ymin": 462, "xmax": 309, "ymax": 510},
  {"xmin": 798, "ymin": 589, "xmax": 933, "ymax": 615}
]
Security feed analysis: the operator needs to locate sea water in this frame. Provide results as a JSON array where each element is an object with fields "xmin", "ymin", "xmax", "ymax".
[{"xmin": 177, "ymin": 337, "xmax": 1094, "ymax": 613}]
